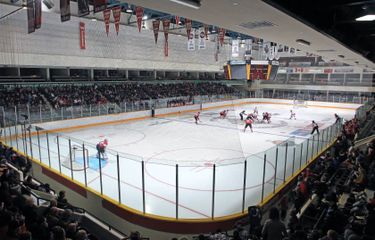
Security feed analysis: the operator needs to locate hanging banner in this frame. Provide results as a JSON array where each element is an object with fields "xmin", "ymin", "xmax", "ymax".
[
  {"xmin": 34, "ymin": 0, "xmax": 42, "ymax": 29},
  {"xmin": 163, "ymin": 19, "xmax": 170, "ymax": 57},
  {"xmin": 275, "ymin": 44, "xmax": 282, "ymax": 60},
  {"xmin": 263, "ymin": 42, "xmax": 270, "ymax": 59},
  {"xmin": 231, "ymin": 39, "xmax": 239, "ymax": 57},
  {"xmin": 185, "ymin": 18, "xmax": 192, "ymax": 39},
  {"xmin": 198, "ymin": 28, "xmax": 206, "ymax": 50},
  {"xmin": 188, "ymin": 31, "xmax": 195, "ymax": 51},
  {"xmin": 152, "ymin": 20, "xmax": 160, "ymax": 44},
  {"xmin": 112, "ymin": 6, "xmax": 121, "ymax": 35},
  {"xmin": 27, "ymin": 0, "xmax": 35, "ymax": 33},
  {"xmin": 214, "ymin": 36, "xmax": 219, "ymax": 62},
  {"xmin": 93, "ymin": 0, "xmax": 107, "ymax": 13},
  {"xmin": 175, "ymin": 16, "xmax": 180, "ymax": 25},
  {"xmin": 78, "ymin": 0, "xmax": 90, "ymax": 17},
  {"xmin": 204, "ymin": 25, "xmax": 209, "ymax": 40},
  {"xmin": 268, "ymin": 43, "xmax": 275, "ymax": 60},
  {"xmin": 103, "ymin": 9, "xmax": 111, "ymax": 36},
  {"xmin": 136, "ymin": 6, "xmax": 144, "ymax": 32},
  {"xmin": 60, "ymin": 0, "xmax": 70, "ymax": 22},
  {"xmin": 79, "ymin": 22, "xmax": 86, "ymax": 50},
  {"xmin": 218, "ymin": 28, "xmax": 225, "ymax": 46},
  {"xmin": 244, "ymin": 39, "xmax": 252, "ymax": 59}
]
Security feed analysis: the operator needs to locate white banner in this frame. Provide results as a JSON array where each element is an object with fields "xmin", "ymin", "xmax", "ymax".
[
  {"xmin": 263, "ymin": 42, "xmax": 270, "ymax": 59},
  {"xmin": 231, "ymin": 39, "xmax": 239, "ymax": 57},
  {"xmin": 268, "ymin": 44, "xmax": 275, "ymax": 60},
  {"xmin": 187, "ymin": 31, "xmax": 195, "ymax": 51},
  {"xmin": 198, "ymin": 28, "xmax": 206, "ymax": 50}
]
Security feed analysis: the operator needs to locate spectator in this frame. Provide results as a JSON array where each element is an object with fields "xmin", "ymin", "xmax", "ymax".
[{"xmin": 262, "ymin": 207, "xmax": 287, "ymax": 240}]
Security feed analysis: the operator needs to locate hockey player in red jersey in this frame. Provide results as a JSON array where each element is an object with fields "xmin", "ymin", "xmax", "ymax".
[
  {"xmin": 96, "ymin": 138, "xmax": 108, "ymax": 159},
  {"xmin": 220, "ymin": 110, "xmax": 228, "ymax": 119},
  {"xmin": 244, "ymin": 118, "xmax": 253, "ymax": 132},
  {"xmin": 194, "ymin": 112, "xmax": 200, "ymax": 124}
]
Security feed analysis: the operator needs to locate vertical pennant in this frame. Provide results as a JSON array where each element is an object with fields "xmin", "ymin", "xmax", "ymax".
[
  {"xmin": 214, "ymin": 35, "xmax": 219, "ymax": 62},
  {"xmin": 185, "ymin": 18, "xmax": 192, "ymax": 39},
  {"xmin": 198, "ymin": 28, "xmax": 206, "ymax": 50},
  {"xmin": 27, "ymin": 0, "xmax": 35, "ymax": 33},
  {"xmin": 112, "ymin": 6, "xmax": 121, "ymax": 35},
  {"xmin": 187, "ymin": 30, "xmax": 195, "ymax": 51},
  {"xmin": 93, "ymin": 0, "xmax": 107, "ymax": 13},
  {"xmin": 175, "ymin": 16, "xmax": 180, "ymax": 25},
  {"xmin": 60, "ymin": 0, "xmax": 71, "ymax": 22},
  {"xmin": 103, "ymin": 9, "xmax": 111, "ymax": 36},
  {"xmin": 204, "ymin": 25, "xmax": 209, "ymax": 40},
  {"xmin": 263, "ymin": 42, "xmax": 270, "ymax": 59},
  {"xmin": 152, "ymin": 20, "xmax": 160, "ymax": 44},
  {"xmin": 79, "ymin": 22, "xmax": 86, "ymax": 49},
  {"xmin": 163, "ymin": 19, "xmax": 170, "ymax": 57},
  {"xmin": 218, "ymin": 28, "xmax": 225, "ymax": 46},
  {"xmin": 231, "ymin": 39, "xmax": 239, "ymax": 57},
  {"xmin": 78, "ymin": 0, "xmax": 90, "ymax": 17},
  {"xmin": 136, "ymin": 6, "xmax": 144, "ymax": 32},
  {"xmin": 34, "ymin": 0, "xmax": 42, "ymax": 29}
]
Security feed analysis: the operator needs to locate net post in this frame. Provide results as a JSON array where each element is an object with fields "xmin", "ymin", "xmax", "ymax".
[
  {"xmin": 211, "ymin": 164, "xmax": 216, "ymax": 219},
  {"xmin": 261, "ymin": 153, "xmax": 267, "ymax": 202},
  {"xmin": 82, "ymin": 143, "xmax": 87, "ymax": 187},
  {"xmin": 117, "ymin": 154, "xmax": 121, "ymax": 204},
  {"xmin": 141, "ymin": 161, "xmax": 146, "ymax": 214},
  {"xmin": 283, "ymin": 142, "xmax": 288, "ymax": 182},
  {"xmin": 273, "ymin": 147, "xmax": 279, "ymax": 193},
  {"xmin": 46, "ymin": 132, "xmax": 51, "ymax": 168},
  {"xmin": 242, "ymin": 160, "xmax": 247, "ymax": 213},
  {"xmin": 98, "ymin": 152, "xmax": 103, "ymax": 195},
  {"xmin": 176, "ymin": 164, "xmax": 179, "ymax": 219},
  {"xmin": 69, "ymin": 139, "xmax": 73, "ymax": 179},
  {"xmin": 56, "ymin": 135, "xmax": 61, "ymax": 173}
]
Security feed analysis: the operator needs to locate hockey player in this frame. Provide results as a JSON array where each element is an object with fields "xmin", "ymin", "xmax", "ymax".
[
  {"xmin": 244, "ymin": 118, "xmax": 253, "ymax": 132},
  {"xmin": 194, "ymin": 112, "xmax": 200, "ymax": 124},
  {"xmin": 311, "ymin": 121, "xmax": 319, "ymax": 134},
  {"xmin": 290, "ymin": 110, "xmax": 296, "ymax": 120},
  {"xmin": 220, "ymin": 110, "xmax": 228, "ymax": 119},
  {"xmin": 96, "ymin": 139, "xmax": 108, "ymax": 160},
  {"xmin": 262, "ymin": 112, "xmax": 271, "ymax": 124},
  {"xmin": 254, "ymin": 107, "xmax": 258, "ymax": 115},
  {"xmin": 334, "ymin": 113, "xmax": 342, "ymax": 124},
  {"xmin": 239, "ymin": 110, "xmax": 246, "ymax": 121}
]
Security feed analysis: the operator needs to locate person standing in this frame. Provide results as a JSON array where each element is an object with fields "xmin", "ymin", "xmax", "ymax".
[
  {"xmin": 262, "ymin": 207, "xmax": 287, "ymax": 240},
  {"xmin": 311, "ymin": 120, "xmax": 320, "ymax": 134}
]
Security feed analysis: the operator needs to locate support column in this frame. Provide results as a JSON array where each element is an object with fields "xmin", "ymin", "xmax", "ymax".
[
  {"xmin": 90, "ymin": 69, "xmax": 94, "ymax": 80},
  {"xmin": 153, "ymin": 70, "xmax": 157, "ymax": 80},
  {"xmin": 46, "ymin": 68, "xmax": 51, "ymax": 81},
  {"xmin": 125, "ymin": 70, "xmax": 129, "ymax": 79}
]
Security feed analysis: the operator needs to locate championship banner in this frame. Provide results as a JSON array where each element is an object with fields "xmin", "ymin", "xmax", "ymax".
[
  {"xmin": 136, "ymin": 6, "xmax": 144, "ymax": 32},
  {"xmin": 112, "ymin": 6, "xmax": 121, "ymax": 35},
  {"xmin": 231, "ymin": 39, "xmax": 239, "ymax": 57},
  {"xmin": 79, "ymin": 22, "xmax": 86, "ymax": 50},
  {"xmin": 26, "ymin": 0, "xmax": 35, "ymax": 33},
  {"xmin": 263, "ymin": 42, "xmax": 270, "ymax": 59},
  {"xmin": 204, "ymin": 25, "xmax": 209, "ymax": 40},
  {"xmin": 185, "ymin": 18, "xmax": 192, "ymax": 39},
  {"xmin": 163, "ymin": 20, "xmax": 170, "ymax": 57},
  {"xmin": 244, "ymin": 39, "xmax": 252, "ymax": 58},
  {"xmin": 152, "ymin": 20, "xmax": 160, "ymax": 44},
  {"xmin": 93, "ymin": 0, "xmax": 107, "ymax": 13},
  {"xmin": 198, "ymin": 28, "xmax": 206, "ymax": 50},
  {"xmin": 60, "ymin": 0, "xmax": 70, "ymax": 22},
  {"xmin": 78, "ymin": 0, "xmax": 90, "ymax": 17},
  {"xmin": 103, "ymin": 9, "xmax": 111, "ymax": 36},
  {"xmin": 268, "ymin": 43, "xmax": 275, "ymax": 60},
  {"xmin": 218, "ymin": 28, "xmax": 225, "ymax": 46},
  {"xmin": 34, "ymin": 0, "xmax": 42, "ymax": 29},
  {"xmin": 187, "ymin": 31, "xmax": 195, "ymax": 51},
  {"xmin": 175, "ymin": 16, "xmax": 180, "ymax": 25},
  {"xmin": 214, "ymin": 36, "xmax": 219, "ymax": 62}
]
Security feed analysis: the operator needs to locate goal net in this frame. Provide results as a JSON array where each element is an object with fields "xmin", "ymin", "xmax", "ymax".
[
  {"xmin": 62, "ymin": 145, "xmax": 90, "ymax": 171},
  {"xmin": 293, "ymin": 99, "xmax": 308, "ymax": 108}
]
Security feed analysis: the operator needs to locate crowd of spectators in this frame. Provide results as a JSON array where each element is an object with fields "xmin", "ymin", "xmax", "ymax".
[
  {"xmin": 0, "ymin": 83, "xmax": 238, "ymax": 109},
  {"xmin": 0, "ymin": 143, "xmax": 100, "ymax": 240}
]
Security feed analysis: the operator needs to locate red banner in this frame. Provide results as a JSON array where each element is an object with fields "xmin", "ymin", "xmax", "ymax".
[
  {"xmin": 204, "ymin": 24, "xmax": 209, "ymax": 40},
  {"xmin": 163, "ymin": 20, "xmax": 170, "ymax": 57},
  {"xmin": 103, "ymin": 9, "xmax": 111, "ymax": 36},
  {"xmin": 136, "ymin": 6, "xmax": 143, "ymax": 32},
  {"xmin": 152, "ymin": 20, "xmax": 160, "ymax": 44},
  {"xmin": 219, "ymin": 28, "xmax": 225, "ymax": 46},
  {"xmin": 34, "ymin": 0, "xmax": 42, "ymax": 29},
  {"xmin": 79, "ymin": 22, "xmax": 86, "ymax": 49},
  {"xmin": 112, "ymin": 6, "xmax": 121, "ymax": 35},
  {"xmin": 175, "ymin": 16, "xmax": 180, "ymax": 25},
  {"xmin": 185, "ymin": 18, "xmax": 192, "ymax": 39}
]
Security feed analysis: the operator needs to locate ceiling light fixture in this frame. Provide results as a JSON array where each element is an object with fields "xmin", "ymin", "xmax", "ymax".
[
  {"xmin": 169, "ymin": 0, "xmax": 201, "ymax": 9},
  {"xmin": 296, "ymin": 39, "xmax": 311, "ymax": 46},
  {"xmin": 355, "ymin": 14, "xmax": 375, "ymax": 21}
]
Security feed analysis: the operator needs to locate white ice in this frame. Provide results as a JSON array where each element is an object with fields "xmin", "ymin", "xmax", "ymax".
[{"xmin": 11, "ymin": 103, "xmax": 356, "ymax": 219}]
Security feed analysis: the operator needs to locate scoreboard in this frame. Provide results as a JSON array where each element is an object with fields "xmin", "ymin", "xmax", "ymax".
[{"xmin": 224, "ymin": 60, "xmax": 279, "ymax": 81}]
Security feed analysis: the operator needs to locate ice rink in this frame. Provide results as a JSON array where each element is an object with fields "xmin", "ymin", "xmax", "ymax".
[{"xmin": 9, "ymin": 103, "xmax": 357, "ymax": 219}]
